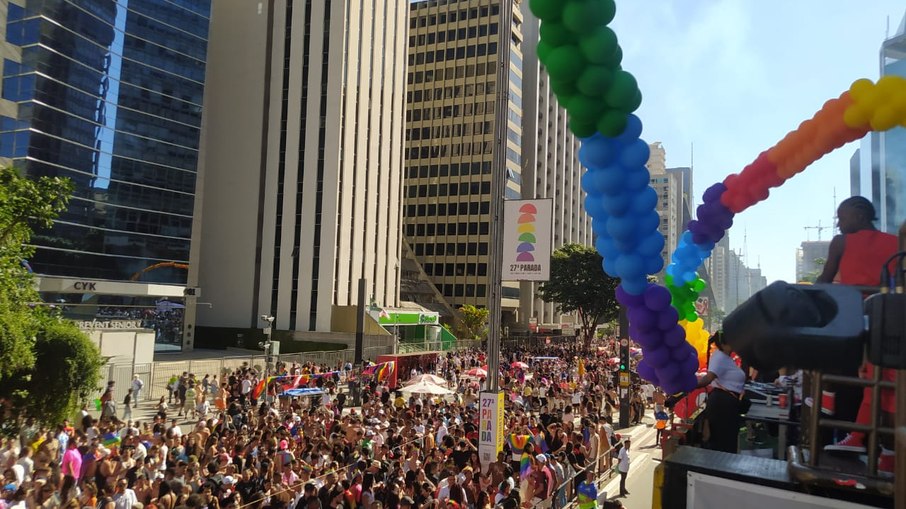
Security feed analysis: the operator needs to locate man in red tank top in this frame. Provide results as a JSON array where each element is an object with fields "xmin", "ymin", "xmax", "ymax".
[{"xmin": 819, "ymin": 197, "xmax": 897, "ymax": 474}]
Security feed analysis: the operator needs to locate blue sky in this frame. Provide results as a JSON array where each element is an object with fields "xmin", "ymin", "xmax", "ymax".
[{"xmin": 607, "ymin": 1, "xmax": 905, "ymax": 282}]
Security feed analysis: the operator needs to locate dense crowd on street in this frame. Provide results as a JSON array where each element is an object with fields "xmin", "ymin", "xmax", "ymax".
[{"xmin": 1, "ymin": 340, "xmax": 648, "ymax": 509}]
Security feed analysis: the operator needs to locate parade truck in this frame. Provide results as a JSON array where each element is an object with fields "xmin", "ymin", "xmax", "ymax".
[{"xmin": 652, "ymin": 279, "xmax": 904, "ymax": 509}]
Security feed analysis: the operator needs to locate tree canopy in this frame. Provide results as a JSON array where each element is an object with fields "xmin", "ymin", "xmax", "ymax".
[
  {"xmin": 538, "ymin": 243, "xmax": 620, "ymax": 345},
  {"xmin": 0, "ymin": 166, "xmax": 103, "ymax": 429},
  {"xmin": 456, "ymin": 304, "xmax": 490, "ymax": 341}
]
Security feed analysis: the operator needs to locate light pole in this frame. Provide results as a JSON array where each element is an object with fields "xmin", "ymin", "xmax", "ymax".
[{"xmin": 259, "ymin": 314, "xmax": 275, "ymax": 401}]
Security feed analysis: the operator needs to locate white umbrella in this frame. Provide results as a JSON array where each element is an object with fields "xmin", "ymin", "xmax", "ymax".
[
  {"xmin": 399, "ymin": 381, "xmax": 454, "ymax": 395},
  {"xmin": 404, "ymin": 374, "xmax": 448, "ymax": 387}
]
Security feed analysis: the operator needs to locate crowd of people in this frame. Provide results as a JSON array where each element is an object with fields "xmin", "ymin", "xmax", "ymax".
[{"xmin": 1, "ymin": 341, "xmax": 645, "ymax": 509}]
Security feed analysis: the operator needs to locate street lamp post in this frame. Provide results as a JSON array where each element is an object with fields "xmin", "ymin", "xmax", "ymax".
[{"xmin": 259, "ymin": 314, "xmax": 275, "ymax": 401}]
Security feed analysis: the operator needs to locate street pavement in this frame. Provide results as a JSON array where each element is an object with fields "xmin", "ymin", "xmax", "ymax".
[{"xmin": 600, "ymin": 414, "xmax": 662, "ymax": 508}]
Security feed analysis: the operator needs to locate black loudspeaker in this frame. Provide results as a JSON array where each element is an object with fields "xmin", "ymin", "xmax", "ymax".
[
  {"xmin": 722, "ymin": 282, "xmax": 865, "ymax": 373},
  {"xmin": 864, "ymin": 293, "xmax": 906, "ymax": 369}
]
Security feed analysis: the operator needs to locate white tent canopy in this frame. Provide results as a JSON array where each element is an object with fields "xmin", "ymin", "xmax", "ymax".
[
  {"xmin": 404, "ymin": 374, "xmax": 448, "ymax": 387},
  {"xmin": 399, "ymin": 381, "xmax": 454, "ymax": 395}
]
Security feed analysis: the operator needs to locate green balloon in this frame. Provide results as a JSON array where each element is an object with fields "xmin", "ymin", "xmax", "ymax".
[
  {"xmin": 605, "ymin": 70, "xmax": 639, "ymax": 109},
  {"xmin": 692, "ymin": 278, "xmax": 707, "ymax": 292},
  {"xmin": 529, "ymin": 0, "xmax": 564, "ymax": 21},
  {"xmin": 597, "ymin": 110, "xmax": 627, "ymax": 137},
  {"xmin": 545, "ymin": 45, "xmax": 585, "ymax": 82},
  {"xmin": 602, "ymin": 45, "xmax": 623, "ymax": 68},
  {"xmin": 567, "ymin": 94, "xmax": 604, "ymax": 123},
  {"xmin": 540, "ymin": 21, "xmax": 575, "ymax": 47},
  {"xmin": 579, "ymin": 28, "xmax": 619, "ymax": 65},
  {"xmin": 550, "ymin": 79, "xmax": 577, "ymax": 99},
  {"xmin": 569, "ymin": 117, "xmax": 598, "ymax": 138},
  {"xmin": 562, "ymin": 0, "xmax": 616, "ymax": 35},
  {"xmin": 576, "ymin": 65, "xmax": 614, "ymax": 97},
  {"xmin": 620, "ymin": 91, "xmax": 642, "ymax": 115},
  {"xmin": 537, "ymin": 41, "xmax": 555, "ymax": 65}
]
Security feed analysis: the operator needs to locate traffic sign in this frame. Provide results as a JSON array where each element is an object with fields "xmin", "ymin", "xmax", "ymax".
[
  {"xmin": 620, "ymin": 338, "xmax": 629, "ymax": 347},
  {"xmin": 620, "ymin": 372, "xmax": 630, "ymax": 387}
]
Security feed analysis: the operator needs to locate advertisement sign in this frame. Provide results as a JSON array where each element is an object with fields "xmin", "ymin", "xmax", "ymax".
[
  {"xmin": 502, "ymin": 199, "xmax": 552, "ymax": 281},
  {"xmin": 478, "ymin": 391, "xmax": 505, "ymax": 471},
  {"xmin": 528, "ymin": 317, "xmax": 538, "ymax": 333},
  {"xmin": 695, "ymin": 297, "xmax": 710, "ymax": 317}
]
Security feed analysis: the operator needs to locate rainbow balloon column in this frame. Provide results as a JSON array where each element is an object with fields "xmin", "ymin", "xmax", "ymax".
[
  {"xmin": 529, "ymin": 0, "xmax": 699, "ymax": 393},
  {"xmin": 531, "ymin": 0, "xmax": 906, "ymax": 395}
]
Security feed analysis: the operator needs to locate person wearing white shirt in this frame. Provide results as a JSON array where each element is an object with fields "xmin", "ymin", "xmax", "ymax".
[
  {"xmin": 617, "ymin": 439, "xmax": 631, "ymax": 497},
  {"xmin": 695, "ymin": 331, "xmax": 747, "ymax": 454},
  {"xmin": 131, "ymin": 376, "xmax": 144, "ymax": 407},
  {"xmin": 112, "ymin": 479, "xmax": 138, "ymax": 509}
]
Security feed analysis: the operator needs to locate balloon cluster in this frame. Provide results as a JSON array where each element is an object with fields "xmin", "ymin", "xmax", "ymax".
[
  {"xmin": 529, "ymin": 0, "xmax": 641, "ymax": 138},
  {"xmin": 845, "ymin": 76, "xmax": 906, "ymax": 131}
]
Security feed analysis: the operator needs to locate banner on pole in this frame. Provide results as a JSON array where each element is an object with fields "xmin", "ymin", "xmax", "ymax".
[
  {"xmin": 502, "ymin": 199, "xmax": 552, "ymax": 281},
  {"xmin": 478, "ymin": 391, "xmax": 505, "ymax": 471}
]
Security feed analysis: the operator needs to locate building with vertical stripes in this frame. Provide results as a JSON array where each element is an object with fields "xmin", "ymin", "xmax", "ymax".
[
  {"xmin": 404, "ymin": 0, "xmax": 525, "ymax": 323},
  {"xmin": 195, "ymin": 0, "xmax": 409, "ymax": 336}
]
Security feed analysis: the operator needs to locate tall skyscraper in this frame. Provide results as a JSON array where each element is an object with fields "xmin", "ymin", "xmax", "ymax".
[
  {"xmin": 195, "ymin": 0, "xmax": 409, "ymax": 335},
  {"xmin": 646, "ymin": 143, "xmax": 681, "ymax": 273},
  {"xmin": 1, "ymin": 1, "xmax": 212, "ymax": 351},
  {"xmin": 404, "ymin": 0, "xmax": 524, "ymax": 323},
  {"xmin": 851, "ymin": 11, "xmax": 906, "ymax": 233},
  {"xmin": 519, "ymin": 5, "xmax": 592, "ymax": 328},
  {"xmin": 708, "ymin": 235, "xmax": 730, "ymax": 314}
]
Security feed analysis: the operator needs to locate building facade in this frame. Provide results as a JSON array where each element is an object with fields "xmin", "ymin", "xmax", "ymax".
[
  {"xmin": 195, "ymin": 0, "xmax": 409, "ymax": 335},
  {"xmin": 403, "ymin": 0, "xmax": 524, "ymax": 321},
  {"xmin": 851, "ymin": 11, "xmax": 906, "ymax": 233},
  {"xmin": 0, "ymin": 0, "xmax": 212, "ymax": 351},
  {"xmin": 518, "ymin": 5, "xmax": 591, "ymax": 329},
  {"xmin": 796, "ymin": 240, "xmax": 830, "ymax": 282},
  {"xmin": 647, "ymin": 143, "xmax": 681, "ymax": 273}
]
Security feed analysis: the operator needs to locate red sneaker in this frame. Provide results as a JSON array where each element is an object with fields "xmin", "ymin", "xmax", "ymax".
[{"xmin": 824, "ymin": 433, "xmax": 866, "ymax": 453}]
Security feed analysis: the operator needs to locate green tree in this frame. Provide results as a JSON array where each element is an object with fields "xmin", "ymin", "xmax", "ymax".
[
  {"xmin": 456, "ymin": 304, "xmax": 490, "ymax": 340},
  {"xmin": 801, "ymin": 257, "xmax": 827, "ymax": 284},
  {"xmin": 538, "ymin": 243, "xmax": 620, "ymax": 347},
  {"xmin": 0, "ymin": 166, "xmax": 103, "ymax": 427}
]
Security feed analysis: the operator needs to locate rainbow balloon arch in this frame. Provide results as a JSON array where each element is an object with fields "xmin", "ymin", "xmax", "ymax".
[{"xmin": 529, "ymin": 0, "xmax": 906, "ymax": 394}]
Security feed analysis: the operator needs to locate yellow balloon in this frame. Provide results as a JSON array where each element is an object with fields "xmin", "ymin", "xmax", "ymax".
[
  {"xmin": 871, "ymin": 106, "xmax": 901, "ymax": 131},
  {"xmin": 843, "ymin": 104, "xmax": 873, "ymax": 129},
  {"xmin": 849, "ymin": 79, "xmax": 876, "ymax": 101}
]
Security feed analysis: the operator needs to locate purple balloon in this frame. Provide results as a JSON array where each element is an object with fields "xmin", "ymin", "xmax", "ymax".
[
  {"xmin": 662, "ymin": 326, "xmax": 686, "ymax": 345},
  {"xmin": 702, "ymin": 183, "xmax": 727, "ymax": 204},
  {"xmin": 616, "ymin": 285, "xmax": 645, "ymax": 306},
  {"xmin": 633, "ymin": 329, "xmax": 664, "ymax": 349},
  {"xmin": 671, "ymin": 344, "xmax": 691, "ymax": 362},
  {"xmin": 656, "ymin": 363, "xmax": 681, "ymax": 384},
  {"xmin": 628, "ymin": 307, "xmax": 656, "ymax": 333},
  {"xmin": 656, "ymin": 308, "xmax": 680, "ymax": 331},
  {"xmin": 644, "ymin": 346, "xmax": 671, "ymax": 368},
  {"xmin": 643, "ymin": 285, "xmax": 672, "ymax": 311},
  {"xmin": 636, "ymin": 359, "xmax": 659, "ymax": 385},
  {"xmin": 681, "ymin": 351, "xmax": 700, "ymax": 375},
  {"xmin": 678, "ymin": 373, "xmax": 699, "ymax": 392}
]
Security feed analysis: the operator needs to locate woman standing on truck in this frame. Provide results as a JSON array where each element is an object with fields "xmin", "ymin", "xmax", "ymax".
[{"xmin": 695, "ymin": 331, "xmax": 747, "ymax": 454}]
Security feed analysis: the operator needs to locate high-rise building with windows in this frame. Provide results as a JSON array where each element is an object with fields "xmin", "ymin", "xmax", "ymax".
[
  {"xmin": 0, "ymin": 0, "xmax": 212, "ymax": 351},
  {"xmin": 195, "ymin": 0, "xmax": 409, "ymax": 335},
  {"xmin": 796, "ymin": 240, "xmax": 830, "ymax": 282},
  {"xmin": 646, "ymin": 143, "xmax": 682, "ymax": 273},
  {"xmin": 851, "ymin": 11, "xmax": 906, "ymax": 233},
  {"xmin": 404, "ymin": 0, "xmax": 524, "ymax": 322},
  {"xmin": 518, "ymin": 6, "xmax": 591, "ymax": 329}
]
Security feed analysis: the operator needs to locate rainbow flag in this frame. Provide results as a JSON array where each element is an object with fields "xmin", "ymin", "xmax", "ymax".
[
  {"xmin": 507, "ymin": 434, "xmax": 531, "ymax": 454},
  {"xmin": 520, "ymin": 452, "xmax": 532, "ymax": 479},
  {"xmin": 375, "ymin": 361, "xmax": 396, "ymax": 382},
  {"xmin": 102, "ymin": 433, "xmax": 121, "ymax": 447},
  {"xmin": 531, "ymin": 431, "xmax": 549, "ymax": 453}
]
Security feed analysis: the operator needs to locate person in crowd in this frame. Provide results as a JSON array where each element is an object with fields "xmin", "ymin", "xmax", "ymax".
[
  {"xmin": 616, "ymin": 438, "xmax": 631, "ymax": 498},
  {"xmin": 695, "ymin": 331, "xmax": 747, "ymax": 454}
]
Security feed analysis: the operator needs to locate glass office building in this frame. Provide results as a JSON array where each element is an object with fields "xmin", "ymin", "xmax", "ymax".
[{"xmin": 1, "ymin": 0, "xmax": 210, "ymax": 285}]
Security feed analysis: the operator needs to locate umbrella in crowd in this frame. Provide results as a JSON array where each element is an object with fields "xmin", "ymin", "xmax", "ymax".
[
  {"xmin": 466, "ymin": 367, "xmax": 488, "ymax": 378},
  {"xmin": 511, "ymin": 361, "xmax": 529, "ymax": 370},
  {"xmin": 404, "ymin": 373, "xmax": 448, "ymax": 387},
  {"xmin": 399, "ymin": 380, "xmax": 454, "ymax": 395}
]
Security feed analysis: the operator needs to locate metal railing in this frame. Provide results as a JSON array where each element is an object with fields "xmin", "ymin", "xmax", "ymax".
[{"xmin": 537, "ymin": 440, "xmax": 620, "ymax": 509}]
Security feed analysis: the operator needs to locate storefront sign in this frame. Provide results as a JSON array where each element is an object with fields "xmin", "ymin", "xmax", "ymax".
[
  {"xmin": 76, "ymin": 319, "xmax": 148, "ymax": 330},
  {"xmin": 377, "ymin": 310, "xmax": 440, "ymax": 326}
]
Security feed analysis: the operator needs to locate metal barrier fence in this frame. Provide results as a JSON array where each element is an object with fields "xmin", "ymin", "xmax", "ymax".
[
  {"xmin": 542, "ymin": 441, "xmax": 620, "ymax": 509},
  {"xmin": 100, "ymin": 339, "xmax": 485, "ymax": 403}
]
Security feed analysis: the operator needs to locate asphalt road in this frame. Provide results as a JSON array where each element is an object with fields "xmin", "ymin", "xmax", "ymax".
[{"xmin": 600, "ymin": 420, "xmax": 662, "ymax": 508}]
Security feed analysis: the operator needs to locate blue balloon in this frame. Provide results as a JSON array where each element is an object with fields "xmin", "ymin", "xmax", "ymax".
[
  {"xmin": 602, "ymin": 192, "xmax": 631, "ymax": 215},
  {"xmin": 591, "ymin": 217, "xmax": 608, "ymax": 233},
  {"xmin": 637, "ymin": 231, "xmax": 665, "ymax": 257},
  {"xmin": 631, "ymin": 186, "xmax": 658, "ymax": 214},
  {"xmin": 645, "ymin": 256, "xmax": 664, "ymax": 275},
  {"xmin": 624, "ymin": 167, "xmax": 650, "ymax": 192},
  {"xmin": 638, "ymin": 210, "xmax": 660, "ymax": 233},
  {"xmin": 606, "ymin": 215, "xmax": 637, "ymax": 240},
  {"xmin": 578, "ymin": 135, "xmax": 616, "ymax": 168},
  {"xmin": 680, "ymin": 271, "xmax": 697, "ymax": 284},
  {"xmin": 620, "ymin": 139, "xmax": 651, "ymax": 168},
  {"xmin": 580, "ymin": 169, "xmax": 599, "ymax": 193},
  {"xmin": 595, "ymin": 237, "xmax": 619, "ymax": 259},
  {"xmin": 602, "ymin": 256, "xmax": 618, "ymax": 278},
  {"xmin": 615, "ymin": 114, "xmax": 643, "ymax": 144},
  {"xmin": 584, "ymin": 196, "xmax": 607, "ymax": 218},
  {"xmin": 620, "ymin": 276, "xmax": 648, "ymax": 295},
  {"xmin": 616, "ymin": 253, "xmax": 646, "ymax": 279}
]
